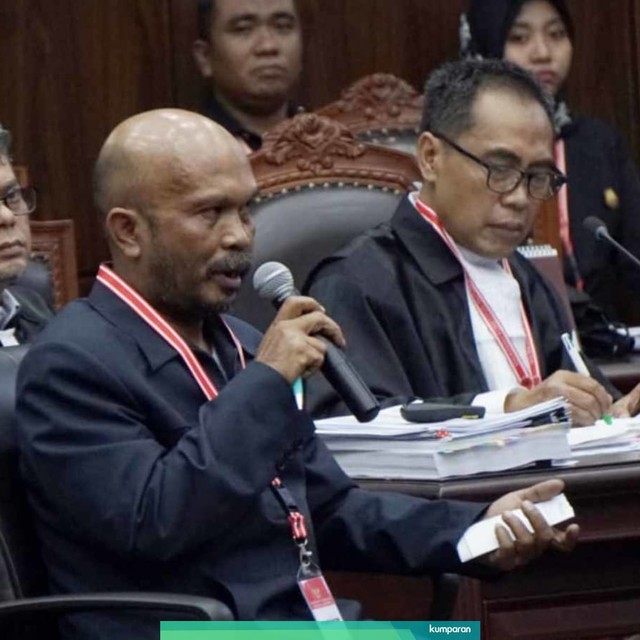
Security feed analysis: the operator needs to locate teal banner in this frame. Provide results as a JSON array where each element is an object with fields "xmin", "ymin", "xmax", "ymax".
[{"xmin": 161, "ymin": 621, "xmax": 480, "ymax": 640}]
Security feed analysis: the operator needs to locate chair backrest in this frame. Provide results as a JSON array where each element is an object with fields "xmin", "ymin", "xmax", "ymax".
[
  {"xmin": 232, "ymin": 113, "xmax": 421, "ymax": 330},
  {"xmin": 13, "ymin": 166, "xmax": 80, "ymax": 309},
  {"xmin": 14, "ymin": 220, "xmax": 80, "ymax": 310},
  {"xmin": 314, "ymin": 73, "xmax": 423, "ymax": 155},
  {"xmin": 517, "ymin": 244, "xmax": 576, "ymax": 331},
  {"xmin": 0, "ymin": 345, "xmax": 48, "ymax": 608}
]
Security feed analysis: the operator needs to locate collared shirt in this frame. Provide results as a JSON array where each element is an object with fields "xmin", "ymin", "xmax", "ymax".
[
  {"xmin": 201, "ymin": 93, "xmax": 301, "ymax": 152},
  {"xmin": 0, "ymin": 289, "xmax": 20, "ymax": 346}
]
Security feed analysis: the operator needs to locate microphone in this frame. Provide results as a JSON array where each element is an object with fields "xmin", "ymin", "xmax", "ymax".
[
  {"xmin": 253, "ymin": 261, "xmax": 380, "ymax": 422},
  {"xmin": 583, "ymin": 216, "xmax": 640, "ymax": 272}
]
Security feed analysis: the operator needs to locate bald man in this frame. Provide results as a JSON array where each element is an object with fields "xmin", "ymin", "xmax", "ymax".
[{"xmin": 16, "ymin": 110, "xmax": 577, "ymax": 640}]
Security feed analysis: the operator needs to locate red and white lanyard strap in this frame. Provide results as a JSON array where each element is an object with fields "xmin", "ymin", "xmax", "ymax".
[
  {"xmin": 96, "ymin": 264, "xmax": 246, "ymax": 401},
  {"xmin": 414, "ymin": 199, "xmax": 542, "ymax": 389},
  {"xmin": 555, "ymin": 140, "xmax": 584, "ymax": 291}
]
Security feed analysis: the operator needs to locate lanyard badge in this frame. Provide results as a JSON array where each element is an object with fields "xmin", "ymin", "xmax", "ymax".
[{"xmin": 271, "ymin": 479, "xmax": 343, "ymax": 622}]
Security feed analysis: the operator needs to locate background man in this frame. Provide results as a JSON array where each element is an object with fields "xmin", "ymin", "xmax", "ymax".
[
  {"xmin": 0, "ymin": 122, "xmax": 52, "ymax": 345},
  {"xmin": 192, "ymin": 0, "xmax": 302, "ymax": 152},
  {"xmin": 17, "ymin": 109, "xmax": 576, "ymax": 640},
  {"xmin": 305, "ymin": 59, "xmax": 640, "ymax": 425}
]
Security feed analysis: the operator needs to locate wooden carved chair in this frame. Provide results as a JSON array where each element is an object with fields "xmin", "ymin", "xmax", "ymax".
[
  {"xmin": 13, "ymin": 165, "xmax": 79, "ymax": 309},
  {"xmin": 26, "ymin": 220, "xmax": 79, "ymax": 309},
  {"xmin": 314, "ymin": 73, "xmax": 424, "ymax": 155},
  {"xmin": 232, "ymin": 112, "xmax": 421, "ymax": 331}
]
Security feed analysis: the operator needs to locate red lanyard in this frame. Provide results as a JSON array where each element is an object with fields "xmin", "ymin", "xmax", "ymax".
[
  {"xmin": 555, "ymin": 140, "xmax": 584, "ymax": 291},
  {"xmin": 97, "ymin": 264, "xmax": 246, "ymax": 399},
  {"xmin": 97, "ymin": 264, "xmax": 309, "ymax": 550},
  {"xmin": 414, "ymin": 199, "xmax": 542, "ymax": 389}
]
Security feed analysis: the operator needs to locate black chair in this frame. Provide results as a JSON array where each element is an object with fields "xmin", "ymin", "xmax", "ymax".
[
  {"xmin": 13, "ymin": 260, "xmax": 55, "ymax": 309},
  {"xmin": 0, "ymin": 346, "xmax": 233, "ymax": 639},
  {"xmin": 233, "ymin": 113, "xmax": 422, "ymax": 331}
]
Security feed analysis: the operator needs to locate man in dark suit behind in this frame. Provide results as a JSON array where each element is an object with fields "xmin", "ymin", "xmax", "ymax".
[
  {"xmin": 192, "ymin": 0, "xmax": 302, "ymax": 152},
  {"xmin": 0, "ymin": 122, "xmax": 52, "ymax": 345},
  {"xmin": 16, "ymin": 109, "xmax": 577, "ymax": 640}
]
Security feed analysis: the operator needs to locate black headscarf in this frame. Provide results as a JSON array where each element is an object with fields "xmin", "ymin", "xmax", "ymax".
[
  {"xmin": 460, "ymin": 0, "xmax": 574, "ymax": 131},
  {"xmin": 462, "ymin": 0, "xmax": 574, "ymax": 59}
]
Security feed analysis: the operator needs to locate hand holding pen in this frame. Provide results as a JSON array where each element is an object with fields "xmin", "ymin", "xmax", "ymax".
[
  {"xmin": 560, "ymin": 333, "xmax": 613, "ymax": 425},
  {"xmin": 504, "ymin": 333, "xmax": 613, "ymax": 426}
]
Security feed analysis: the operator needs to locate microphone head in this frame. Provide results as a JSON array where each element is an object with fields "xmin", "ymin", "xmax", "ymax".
[
  {"xmin": 583, "ymin": 216, "xmax": 609, "ymax": 239},
  {"xmin": 253, "ymin": 261, "xmax": 295, "ymax": 303}
]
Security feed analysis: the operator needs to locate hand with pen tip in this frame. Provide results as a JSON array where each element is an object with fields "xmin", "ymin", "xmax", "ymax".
[
  {"xmin": 611, "ymin": 382, "xmax": 640, "ymax": 418},
  {"xmin": 504, "ymin": 371, "xmax": 613, "ymax": 427}
]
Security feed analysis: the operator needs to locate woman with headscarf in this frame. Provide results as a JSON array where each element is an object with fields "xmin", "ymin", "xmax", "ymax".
[{"xmin": 461, "ymin": 0, "xmax": 640, "ymax": 326}]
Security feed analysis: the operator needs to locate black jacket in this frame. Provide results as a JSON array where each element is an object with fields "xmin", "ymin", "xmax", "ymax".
[
  {"xmin": 305, "ymin": 196, "xmax": 612, "ymax": 418},
  {"xmin": 17, "ymin": 279, "xmax": 489, "ymax": 639}
]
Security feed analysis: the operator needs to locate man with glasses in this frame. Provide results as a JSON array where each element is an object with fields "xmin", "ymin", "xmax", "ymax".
[
  {"xmin": 305, "ymin": 58, "xmax": 640, "ymax": 424},
  {"xmin": 0, "ymin": 123, "xmax": 52, "ymax": 345}
]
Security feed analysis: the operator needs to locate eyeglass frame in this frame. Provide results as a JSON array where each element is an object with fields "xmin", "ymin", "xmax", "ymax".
[
  {"xmin": 430, "ymin": 130, "xmax": 567, "ymax": 201},
  {"xmin": 0, "ymin": 185, "xmax": 37, "ymax": 216}
]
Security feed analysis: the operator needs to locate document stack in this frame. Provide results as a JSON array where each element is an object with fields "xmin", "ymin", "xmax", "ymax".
[{"xmin": 315, "ymin": 398, "xmax": 571, "ymax": 480}]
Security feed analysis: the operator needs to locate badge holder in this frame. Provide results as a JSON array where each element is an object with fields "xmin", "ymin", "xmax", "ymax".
[{"xmin": 272, "ymin": 479, "xmax": 343, "ymax": 622}]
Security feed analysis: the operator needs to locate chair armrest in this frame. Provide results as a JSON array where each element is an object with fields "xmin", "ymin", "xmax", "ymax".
[{"xmin": 0, "ymin": 591, "xmax": 233, "ymax": 622}]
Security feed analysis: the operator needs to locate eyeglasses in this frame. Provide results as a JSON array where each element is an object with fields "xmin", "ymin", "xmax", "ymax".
[
  {"xmin": 431, "ymin": 131, "xmax": 567, "ymax": 201},
  {"xmin": 0, "ymin": 186, "xmax": 37, "ymax": 215}
]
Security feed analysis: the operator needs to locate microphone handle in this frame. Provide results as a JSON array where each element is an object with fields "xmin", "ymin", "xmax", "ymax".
[
  {"xmin": 319, "ymin": 338, "xmax": 380, "ymax": 423},
  {"xmin": 599, "ymin": 232, "xmax": 640, "ymax": 272},
  {"xmin": 272, "ymin": 288, "xmax": 379, "ymax": 422}
]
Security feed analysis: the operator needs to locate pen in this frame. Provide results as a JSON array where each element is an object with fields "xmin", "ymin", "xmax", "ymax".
[{"xmin": 561, "ymin": 332, "xmax": 613, "ymax": 425}]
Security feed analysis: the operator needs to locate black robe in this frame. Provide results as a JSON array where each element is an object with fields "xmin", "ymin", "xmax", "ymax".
[{"xmin": 305, "ymin": 196, "xmax": 613, "ymax": 418}]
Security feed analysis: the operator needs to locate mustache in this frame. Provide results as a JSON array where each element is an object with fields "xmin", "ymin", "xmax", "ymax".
[{"xmin": 205, "ymin": 252, "xmax": 253, "ymax": 278}]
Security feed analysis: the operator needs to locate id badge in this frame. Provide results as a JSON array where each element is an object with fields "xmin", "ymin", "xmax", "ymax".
[{"xmin": 298, "ymin": 561, "xmax": 343, "ymax": 622}]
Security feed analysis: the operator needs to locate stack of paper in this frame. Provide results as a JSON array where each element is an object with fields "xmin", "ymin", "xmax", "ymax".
[
  {"xmin": 554, "ymin": 418, "xmax": 640, "ymax": 467},
  {"xmin": 316, "ymin": 398, "xmax": 571, "ymax": 480}
]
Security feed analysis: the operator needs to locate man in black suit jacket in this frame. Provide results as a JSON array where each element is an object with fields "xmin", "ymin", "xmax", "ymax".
[
  {"xmin": 16, "ymin": 108, "xmax": 577, "ymax": 640},
  {"xmin": 0, "ymin": 123, "xmax": 52, "ymax": 345},
  {"xmin": 306, "ymin": 59, "xmax": 640, "ymax": 425}
]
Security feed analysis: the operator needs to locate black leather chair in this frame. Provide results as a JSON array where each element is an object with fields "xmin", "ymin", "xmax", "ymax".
[
  {"xmin": 0, "ymin": 346, "xmax": 233, "ymax": 639},
  {"xmin": 233, "ymin": 113, "xmax": 421, "ymax": 331},
  {"xmin": 13, "ymin": 259, "xmax": 55, "ymax": 308}
]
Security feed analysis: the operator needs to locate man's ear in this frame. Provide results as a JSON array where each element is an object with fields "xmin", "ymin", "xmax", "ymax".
[
  {"xmin": 192, "ymin": 39, "xmax": 213, "ymax": 78},
  {"xmin": 417, "ymin": 131, "xmax": 441, "ymax": 186},
  {"xmin": 106, "ymin": 208, "xmax": 145, "ymax": 259}
]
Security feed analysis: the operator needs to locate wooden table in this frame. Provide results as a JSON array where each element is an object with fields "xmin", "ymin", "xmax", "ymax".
[
  {"xmin": 599, "ymin": 354, "xmax": 640, "ymax": 394},
  {"xmin": 328, "ymin": 460, "xmax": 640, "ymax": 639}
]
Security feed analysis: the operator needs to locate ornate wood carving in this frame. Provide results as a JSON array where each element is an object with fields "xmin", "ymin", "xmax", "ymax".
[
  {"xmin": 315, "ymin": 73, "xmax": 423, "ymax": 135},
  {"xmin": 30, "ymin": 219, "xmax": 79, "ymax": 309},
  {"xmin": 252, "ymin": 113, "xmax": 421, "ymax": 194},
  {"xmin": 264, "ymin": 113, "xmax": 366, "ymax": 172}
]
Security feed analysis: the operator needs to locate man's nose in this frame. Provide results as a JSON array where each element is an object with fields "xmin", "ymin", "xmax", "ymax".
[
  {"xmin": 254, "ymin": 25, "xmax": 280, "ymax": 54},
  {"xmin": 501, "ymin": 177, "xmax": 531, "ymax": 210},
  {"xmin": 221, "ymin": 212, "xmax": 253, "ymax": 249},
  {"xmin": 0, "ymin": 201, "xmax": 17, "ymax": 226}
]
